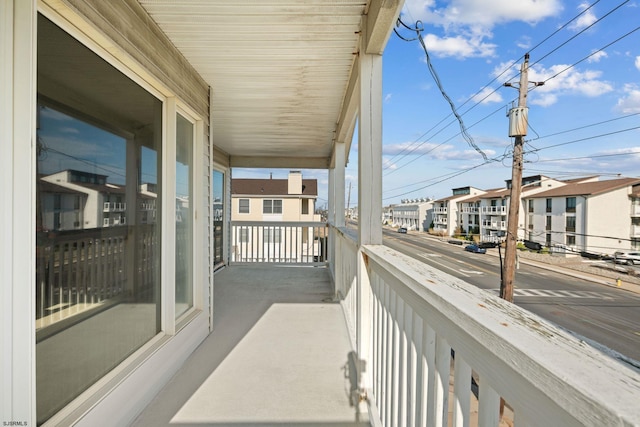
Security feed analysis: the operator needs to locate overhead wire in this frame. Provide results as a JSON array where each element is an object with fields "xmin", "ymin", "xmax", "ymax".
[
  {"xmin": 386, "ymin": 0, "xmax": 637, "ymax": 200},
  {"xmin": 386, "ymin": 0, "xmax": 608, "ymax": 168}
]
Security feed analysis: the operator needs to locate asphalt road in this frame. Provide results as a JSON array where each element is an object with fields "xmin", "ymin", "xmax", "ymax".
[{"xmin": 382, "ymin": 228, "xmax": 640, "ymax": 365}]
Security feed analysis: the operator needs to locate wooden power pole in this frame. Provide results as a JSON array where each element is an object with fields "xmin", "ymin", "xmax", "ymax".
[{"xmin": 501, "ymin": 53, "xmax": 541, "ymax": 302}]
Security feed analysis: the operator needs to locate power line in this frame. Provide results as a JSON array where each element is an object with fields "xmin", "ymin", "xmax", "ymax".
[
  {"xmin": 540, "ymin": 25, "xmax": 640, "ymax": 85},
  {"xmin": 529, "ymin": 0, "xmax": 631, "ymax": 69},
  {"xmin": 525, "ymin": 125, "xmax": 640, "ymax": 155},
  {"xmin": 386, "ymin": 0, "xmax": 612, "ymax": 167},
  {"xmin": 396, "ymin": 18, "xmax": 488, "ymax": 161},
  {"xmin": 526, "ymin": 112, "xmax": 640, "ymax": 143},
  {"xmin": 384, "ymin": 102, "xmax": 506, "ymax": 176}
]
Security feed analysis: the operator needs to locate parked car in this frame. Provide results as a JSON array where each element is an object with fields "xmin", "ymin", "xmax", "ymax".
[
  {"xmin": 613, "ymin": 251, "xmax": 640, "ymax": 265},
  {"xmin": 464, "ymin": 244, "xmax": 486, "ymax": 254},
  {"xmin": 478, "ymin": 241, "xmax": 499, "ymax": 249},
  {"xmin": 397, "ymin": 227, "xmax": 407, "ymax": 234}
]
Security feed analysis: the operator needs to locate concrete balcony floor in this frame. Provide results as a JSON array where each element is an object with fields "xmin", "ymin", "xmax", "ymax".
[{"xmin": 133, "ymin": 265, "xmax": 366, "ymax": 427}]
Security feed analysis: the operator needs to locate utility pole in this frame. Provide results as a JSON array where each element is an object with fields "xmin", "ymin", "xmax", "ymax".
[
  {"xmin": 346, "ymin": 181, "xmax": 352, "ymax": 220},
  {"xmin": 501, "ymin": 53, "xmax": 542, "ymax": 302}
]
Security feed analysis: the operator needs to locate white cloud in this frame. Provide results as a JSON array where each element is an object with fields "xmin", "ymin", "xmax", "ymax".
[
  {"xmin": 616, "ymin": 84, "xmax": 640, "ymax": 113},
  {"xmin": 383, "ymin": 141, "xmax": 495, "ymax": 162},
  {"xmin": 404, "ymin": 0, "xmax": 562, "ymax": 28},
  {"xmin": 490, "ymin": 60, "xmax": 613, "ymax": 107},
  {"xmin": 568, "ymin": 2, "xmax": 597, "ymax": 32},
  {"xmin": 587, "ymin": 50, "xmax": 608, "ymax": 63},
  {"xmin": 635, "ymin": 56, "xmax": 640, "ymax": 71},
  {"xmin": 470, "ymin": 86, "xmax": 503, "ymax": 104},
  {"xmin": 384, "ymin": 93, "xmax": 393, "ymax": 103},
  {"xmin": 528, "ymin": 64, "xmax": 613, "ymax": 106},
  {"xmin": 401, "ymin": 0, "xmax": 562, "ymax": 61},
  {"xmin": 422, "ymin": 32, "xmax": 496, "ymax": 58},
  {"xmin": 516, "ymin": 36, "xmax": 532, "ymax": 50}
]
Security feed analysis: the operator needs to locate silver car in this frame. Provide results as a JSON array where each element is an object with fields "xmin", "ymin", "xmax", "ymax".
[{"xmin": 613, "ymin": 251, "xmax": 640, "ymax": 265}]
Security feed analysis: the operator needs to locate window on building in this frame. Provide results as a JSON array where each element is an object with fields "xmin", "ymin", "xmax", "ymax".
[
  {"xmin": 36, "ymin": 14, "xmax": 163, "ymax": 424},
  {"xmin": 566, "ymin": 197, "xmax": 576, "ymax": 212},
  {"xmin": 546, "ymin": 233, "xmax": 552, "ymax": 247},
  {"xmin": 566, "ymin": 215, "xmax": 576, "ymax": 232},
  {"xmin": 528, "ymin": 199, "xmax": 534, "ymax": 213},
  {"xmin": 566, "ymin": 235, "xmax": 576, "ymax": 246},
  {"xmin": 546, "ymin": 215, "xmax": 552, "ymax": 231},
  {"xmin": 175, "ymin": 113, "xmax": 194, "ymax": 320},
  {"xmin": 546, "ymin": 198, "xmax": 552, "ymax": 213},
  {"xmin": 239, "ymin": 198, "xmax": 249, "ymax": 213},
  {"xmin": 263, "ymin": 199, "xmax": 283, "ymax": 214},
  {"xmin": 302, "ymin": 198, "xmax": 309, "ymax": 215},
  {"xmin": 528, "ymin": 214, "xmax": 533, "ymax": 230}
]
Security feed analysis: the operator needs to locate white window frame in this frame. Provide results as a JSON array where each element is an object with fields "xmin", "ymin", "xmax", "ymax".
[{"xmin": 239, "ymin": 198, "xmax": 250, "ymax": 214}]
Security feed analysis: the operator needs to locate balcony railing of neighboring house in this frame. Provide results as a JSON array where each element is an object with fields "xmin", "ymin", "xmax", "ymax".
[
  {"xmin": 433, "ymin": 207, "xmax": 447, "ymax": 214},
  {"xmin": 35, "ymin": 225, "xmax": 158, "ymax": 337},
  {"xmin": 633, "ymin": 205, "xmax": 640, "ymax": 216},
  {"xmin": 483, "ymin": 221, "xmax": 507, "ymax": 230},
  {"xmin": 631, "ymin": 224, "xmax": 640, "ymax": 237},
  {"xmin": 230, "ymin": 221, "xmax": 328, "ymax": 265},
  {"xmin": 480, "ymin": 234, "xmax": 504, "ymax": 243},
  {"xmin": 434, "ymin": 217, "xmax": 447, "ymax": 225},
  {"xmin": 481, "ymin": 206, "xmax": 507, "ymax": 215},
  {"xmin": 103, "ymin": 202, "xmax": 126, "ymax": 212},
  {"xmin": 331, "ymin": 230, "xmax": 639, "ymax": 426},
  {"xmin": 462, "ymin": 207, "xmax": 478, "ymax": 214}
]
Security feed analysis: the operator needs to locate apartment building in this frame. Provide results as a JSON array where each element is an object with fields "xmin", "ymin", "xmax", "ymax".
[
  {"xmin": 391, "ymin": 198, "xmax": 433, "ymax": 231},
  {"xmin": 432, "ymin": 186, "xmax": 486, "ymax": 235},
  {"xmin": 523, "ymin": 177, "xmax": 640, "ymax": 255}
]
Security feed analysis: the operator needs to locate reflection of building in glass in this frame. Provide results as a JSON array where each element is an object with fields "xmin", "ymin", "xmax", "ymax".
[{"xmin": 40, "ymin": 170, "xmax": 126, "ymax": 230}]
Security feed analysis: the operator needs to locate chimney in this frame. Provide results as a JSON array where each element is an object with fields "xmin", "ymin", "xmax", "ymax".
[{"xmin": 288, "ymin": 170, "xmax": 302, "ymax": 195}]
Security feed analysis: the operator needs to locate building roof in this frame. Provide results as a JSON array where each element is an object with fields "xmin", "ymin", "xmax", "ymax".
[
  {"xmin": 232, "ymin": 178, "xmax": 318, "ymax": 197},
  {"xmin": 523, "ymin": 177, "xmax": 640, "ymax": 199}
]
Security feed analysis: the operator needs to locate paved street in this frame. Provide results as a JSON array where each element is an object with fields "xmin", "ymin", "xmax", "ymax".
[{"xmin": 382, "ymin": 228, "xmax": 640, "ymax": 366}]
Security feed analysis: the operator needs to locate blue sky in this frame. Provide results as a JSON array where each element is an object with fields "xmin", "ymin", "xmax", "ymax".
[{"xmin": 236, "ymin": 0, "xmax": 640, "ymax": 209}]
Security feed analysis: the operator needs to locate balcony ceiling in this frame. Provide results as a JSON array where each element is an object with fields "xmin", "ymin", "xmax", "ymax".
[{"xmin": 139, "ymin": 0, "xmax": 401, "ymax": 168}]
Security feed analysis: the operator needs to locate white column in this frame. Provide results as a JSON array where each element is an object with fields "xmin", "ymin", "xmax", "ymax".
[
  {"xmin": 334, "ymin": 141, "xmax": 346, "ymax": 228},
  {"xmin": 357, "ymin": 30, "xmax": 383, "ymax": 246},
  {"xmin": 0, "ymin": 0, "xmax": 37, "ymax": 422},
  {"xmin": 356, "ymin": 15, "xmax": 383, "ymax": 403}
]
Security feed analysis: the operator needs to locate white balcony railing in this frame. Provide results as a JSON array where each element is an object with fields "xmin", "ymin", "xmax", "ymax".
[
  {"xmin": 103, "ymin": 202, "xmax": 127, "ymax": 212},
  {"xmin": 433, "ymin": 207, "xmax": 447, "ymax": 214},
  {"xmin": 462, "ymin": 206, "xmax": 478, "ymax": 213},
  {"xmin": 230, "ymin": 221, "xmax": 328, "ymax": 265},
  {"xmin": 434, "ymin": 217, "xmax": 447, "ymax": 225},
  {"xmin": 481, "ymin": 206, "xmax": 507, "ymax": 215},
  {"xmin": 332, "ymin": 227, "xmax": 640, "ymax": 427},
  {"xmin": 632, "ymin": 205, "xmax": 640, "ymax": 216},
  {"xmin": 632, "ymin": 224, "xmax": 640, "ymax": 237}
]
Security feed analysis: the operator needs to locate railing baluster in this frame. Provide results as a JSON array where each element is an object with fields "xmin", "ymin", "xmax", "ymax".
[
  {"xmin": 397, "ymin": 297, "xmax": 407, "ymax": 427},
  {"xmin": 478, "ymin": 379, "xmax": 500, "ymax": 427},
  {"xmin": 425, "ymin": 324, "xmax": 437, "ymax": 427},
  {"xmin": 383, "ymin": 283, "xmax": 392, "ymax": 426},
  {"xmin": 405, "ymin": 304, "xmax": 415, "ymax": 427},
  {"xmin": 452, "ymin": 353, "xmax": 471, "ymax": 427}
]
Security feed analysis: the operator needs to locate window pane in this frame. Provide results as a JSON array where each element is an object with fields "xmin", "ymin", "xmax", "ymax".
[
  {"xmin": 239, "ymin": 198, "xmax": 249, "ymax": 213},
  {"xmin": 263, "ymin": 199, "xmax": 272, "ymax": 214},
  {"xmin": 273, "ymin": 199, "xmax": 282, "ymax": 214},
  {"xmin": 36, "ymin": 15, "xmax": 162, "ymax": 424},
  {"xmin": 176, "ymin": 114, "xmax": 194, "ymax": 319}
]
